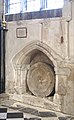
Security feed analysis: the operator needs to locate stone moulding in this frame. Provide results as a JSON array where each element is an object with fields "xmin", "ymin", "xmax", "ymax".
[
  {"xmin": 10, "ymin": 40, "xmax": 73, "ymax": 115},
  {"xmin": 12, "ymin": 40, "xmax": 64, "ymax": 66}
]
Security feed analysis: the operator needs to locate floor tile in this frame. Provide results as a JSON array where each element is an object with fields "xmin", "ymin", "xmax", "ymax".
[
  {"xmin": 0, "ymin": 108, "xmax": 7, "ymax": 113},
  {"xmin": 0, "ymin": 102, "xmax": 74, "ymax": 120},
  {"xmin": 29, "ymin": 118, "xmax": 41, "ymax": 120},
  {"xmin": 7, "ymin": 112, "xmax": 23, "ymax": 118},
  {"xmin": 6, "ymin": 118, "xmax": 24, "ymax": 120},
  {"xmin": 58, "ymin": 117, "xmax": 67, "ymax": 120},
  {"xmin": 0, "ymin": 113, "xmax": 7, "ymax": 119},
  {"xmin": 39, "ymin": 111, "xmax": 57, "ymax": 117}
]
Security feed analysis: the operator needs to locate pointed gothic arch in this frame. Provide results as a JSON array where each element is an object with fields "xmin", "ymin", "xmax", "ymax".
[
  {"xmin": 12, "ymin": 40, "xmax": 63, "ymax": 68},
  {"xmin": 11, "ymin": 41, "xmax": 63, "ymax": 97}
]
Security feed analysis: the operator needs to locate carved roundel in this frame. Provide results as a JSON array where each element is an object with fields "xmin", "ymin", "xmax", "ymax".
[{"xmin": 27, "ymin": 62, "xmax": 55, "ymax": 97}]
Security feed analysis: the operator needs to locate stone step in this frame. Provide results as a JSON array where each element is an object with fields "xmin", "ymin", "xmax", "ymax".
[{"xmin": 9, "ymin": 94, "xmax": 61, "ymax": 112}]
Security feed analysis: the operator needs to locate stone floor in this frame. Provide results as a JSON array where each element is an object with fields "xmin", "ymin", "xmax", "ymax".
[{"xmin": 0, "ymin": 99, "xmax": 74, "ymax": 120}]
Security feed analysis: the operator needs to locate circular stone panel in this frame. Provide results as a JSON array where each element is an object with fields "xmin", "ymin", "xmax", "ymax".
[{"xmin": 27, "ymin": 62, "xmax": 55, "ymax": 97}]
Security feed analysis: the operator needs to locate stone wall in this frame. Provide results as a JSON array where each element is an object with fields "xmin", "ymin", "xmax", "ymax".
[
  {"xmin": 5, "ymin": 18, "xmax": 67, "ymax": 92},
  {"xmin": 0, "ymin": 0, "xmax": 3, "ymax": 20},
  {"xmin": 5, "ymin": 0, "xmax": 74, "ymax": 115}
]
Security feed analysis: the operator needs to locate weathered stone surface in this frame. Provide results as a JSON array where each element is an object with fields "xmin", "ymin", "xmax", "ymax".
[
  {"xmin": 4, "ymin": 0, "xmax": 74, "ymax": 116},
  {"xmin": 10, "ymin": 94, "xmax": 60, "ymax": 112},
  {"xmin": 55, "ymin": 75, "xmax": 67, "ymax": 95},
  {"xmin": 27, "ymin": 62, "xmax": 55, "ymax": 97},
  {"xmin": 0, "ymin": 0, "xmax": 3, "ymax": 20},
  {"xmin": 0, "ymin": 93, "xmax": 9, "ymax": 104}
]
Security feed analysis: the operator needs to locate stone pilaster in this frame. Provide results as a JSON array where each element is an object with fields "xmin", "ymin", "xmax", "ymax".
[
  {"xmin": 54, "ymin": 66, "xmax": 71, "ymax": 110},
  {"xmin": 14, "ymin": 64, "xmax": 30, "ymax": 94}
]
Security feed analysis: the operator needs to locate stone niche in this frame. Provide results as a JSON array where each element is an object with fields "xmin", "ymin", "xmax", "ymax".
[
  {"xmin": 16, "ymin": 51, "xmax": 55, "ymax": 97},
  {"xmin": 12, "ymin": 41, "xmax": 56, "ymax": 97},
  {"xmin": 11, "ymin": 41, "xmax": 73, "ymax": 114}
]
